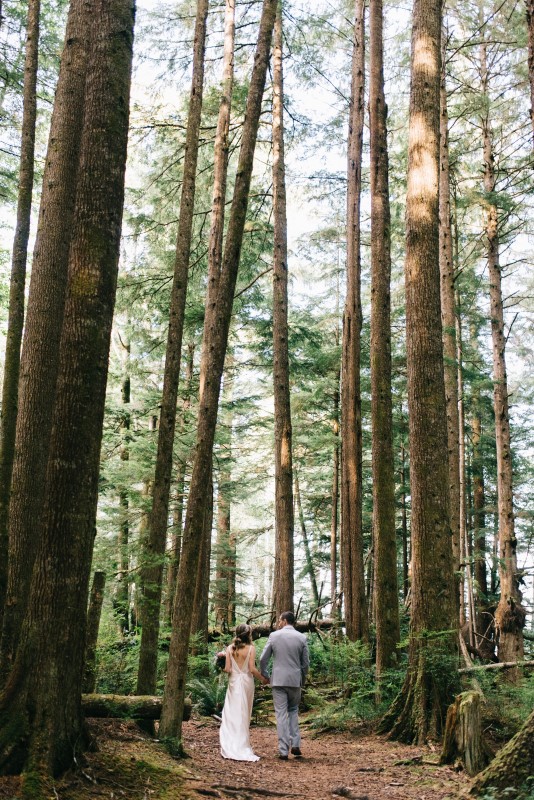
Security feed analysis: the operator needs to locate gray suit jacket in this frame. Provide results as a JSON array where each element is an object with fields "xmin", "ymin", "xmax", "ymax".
[{"xmin": 259, "ymin": 625, "xmax": 309, "ymax": 687}]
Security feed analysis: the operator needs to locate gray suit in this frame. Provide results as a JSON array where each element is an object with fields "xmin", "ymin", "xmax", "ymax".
[{"xmin": 260, "ymin": 625, "xmax": 309, "ymax": 756}]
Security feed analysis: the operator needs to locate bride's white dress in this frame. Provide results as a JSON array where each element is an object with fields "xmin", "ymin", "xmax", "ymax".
[{"xmin": 219, "ymin": 646, "xmax": 260, "ymax": 761}]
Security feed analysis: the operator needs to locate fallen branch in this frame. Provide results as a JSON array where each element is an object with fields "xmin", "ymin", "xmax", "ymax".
[{"xmin": 458, "ymin": 660, "xmax": 534, "ymax": 674}]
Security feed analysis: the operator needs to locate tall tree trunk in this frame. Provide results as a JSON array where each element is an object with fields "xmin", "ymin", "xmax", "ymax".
[
  {"xmin": 294, "ymin": 472, "xmax": 320, "ymax": 609},
  {"xmin": 115, "ymin": 330, "xmax": 131, "ymax": 633},
  {"xmin": 330, "ymin": 385, "xmax": 340, "ymax": 613},
  {"xmin": 379, "ymin": 0, "xmax": 457, "ymax": 743},
  {"xmin": 165, "ymin": 340, "xmax": 195, "ymax": 624},
  {"xmin": 400, "ymin": 434, "xmax": 410, "ymax": 600},
  {"xmin": 471, "ymin": 383, "xmax": 494, "ymax": 658},
  {"xmin": 272, "ymin": 1, "xmax": 294, "ymax": 617},
  {"xmin": 369, "ymin": 0, "xmax": 399, "ymax": 674},
  {"xmin": 83, "ymin": 571, "xmax": 107, "ymax": 694},
  {"xmin": 159, "ymin": 0, "xmax": 278, "ymax": 749},
  {"xmin": 527, "ymin": 0, "xmax": 534, "ymax": 144},
  {"xmin": 213, "ymin": 362, "xmax": 235, "ymax": 632},
  {"xmin": 200, "ymin": 0, "xmax": 235, "ymax": 400},
  {"xmin": 0, "ymin": 0, "xmax": 40, "ymax": 623},
  {"xmin": 341, "ymin": 0, "xmax": 368, "ymax": 643},
  {"xmin": 136, "ymin": 0, "xmax": 209, "ymax": 698},
  {"xmin": 438, "ymin": 29, "xmax": 461, "ymax": 608},
  {"xmin": 0, "ymin": 0, "xmax": 134, "ymax": 775},
  {"xmin": 480, "ymin": 35, "xmax": 525, "ymax": 666},
  {"xmin": 193, "ymin": 0, "xmax": 236, "ymax": 634},
  {"xmin": 0, "ymin": 0, "xmax": 92, "ymax": 682},
  {"xmin": 191, "ymin": 474, "xmax": 213, "ymax": 644}
]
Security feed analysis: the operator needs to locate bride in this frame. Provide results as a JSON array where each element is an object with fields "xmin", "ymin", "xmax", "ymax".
[{"xmin": 219, "ymin": 623, "xmax": 267, "ymax": 761}]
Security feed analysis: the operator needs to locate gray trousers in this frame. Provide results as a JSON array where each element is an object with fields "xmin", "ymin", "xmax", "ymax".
[{"xmin": 272, "ymin": 686, "xmax": 301, "ymax": 756}]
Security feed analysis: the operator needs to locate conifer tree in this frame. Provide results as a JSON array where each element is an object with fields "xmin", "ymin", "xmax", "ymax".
[
  {"xmin": 341, "ymin": 0, "xmax": 368, "ymax": 643},
  {"xmin": 379, "ymin": 0, "xmax": 457, "ymax": 742}
]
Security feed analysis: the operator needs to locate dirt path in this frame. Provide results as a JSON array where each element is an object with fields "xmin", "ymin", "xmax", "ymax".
[{"xmin": 181, "ymin": 717, "xmax": 470, "ymax": 800}]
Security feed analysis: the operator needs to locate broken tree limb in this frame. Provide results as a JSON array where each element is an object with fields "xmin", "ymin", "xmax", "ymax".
[
  {"xmin": 82, "ymin": 694, "xmax": 191, "ymax": 721},
  {"xmin": 458, "ymin": 660, "xmax": 534, "ymax": 674}
]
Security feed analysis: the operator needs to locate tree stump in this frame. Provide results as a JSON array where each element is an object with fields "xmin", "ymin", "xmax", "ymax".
[{"xmin": 440, "ymin": 691, "xmax": 489, "ymax": 775}]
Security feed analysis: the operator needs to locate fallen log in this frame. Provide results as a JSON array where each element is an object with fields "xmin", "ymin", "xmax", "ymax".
[
  {"xmin": 458, "ymin": 660, "xmax": 534, "ymax": 674},
  {"xmin": 81, "ymin": 694, "xmax": 191, "ymax": 721}
]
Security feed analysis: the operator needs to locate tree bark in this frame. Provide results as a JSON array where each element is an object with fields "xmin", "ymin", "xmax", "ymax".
[
  {"xmin": 469, "ymin": 709, "xmax": 534, "ymax": 796},
  {"xmin": 0, "ymin": 0, "xmax": 40, "ymax": 624},
  {"xmin": 438, "ymin": 29, "xmax": 461, "ymax": 600},
  {"xmin": 159, "ymin": 0, "xmax": 278, "ymax": 749},
  {"xmin": 271, "ymin": 0, "xmax": 294, "ymax": 618},
  {"xmin": 330, "ymin": 407, "xmax": 340, "ymax": 613},
  {"xmin": 0, "ymin": 0, "xmax": 92, "ymax": 682},
  {"xmin": 369, "ymin": 0, "xmax": 399, "ymax": 674},
  {"xmin": 136, "ymin": 0, "xmax": 209, "ymax": 699},
  {"xmin": 480, "ymin": 34, "xmax": 525, "ymax": 668},
  {"xmin": 440, "ymin": 691, "xmax": 489, "ymax": 776},
  {"xmin": 213, "ymin": 361, "xmax": 236, "ymax": 632},
  {"xmin": 165, "ymin": 341, "xmax": 195, "ymax": 624},
  {"xmin": 191, "ymin": 473, "xmax": 213, "ymax": 645},
  {"xmin": 0, "ymin": 0, "xmax": 134, "ymax": 776},
  {"xmin": 379, "ymin": 0, "xmax": 457, "ymax": 743},
  {"xmin": 341, "ymin": 0, "xmax": 368, "ymax": 643},
  {"xmin": 83, "ymin": 572, "xmax": 106, "ymax": 694},
  {"xmin": 199, "ymin": 0, "xmax": 235, "ymax": 400}
]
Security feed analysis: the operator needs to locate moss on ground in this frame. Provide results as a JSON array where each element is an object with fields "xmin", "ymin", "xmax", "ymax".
[{"xmin": 0, "ymin": 720, "xmax": 197, "ymax": 800}]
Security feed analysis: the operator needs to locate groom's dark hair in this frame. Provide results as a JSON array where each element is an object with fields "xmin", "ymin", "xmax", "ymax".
[{"xmin": 280, "ymin": 611, "xmax": 295, "ymax": 625}]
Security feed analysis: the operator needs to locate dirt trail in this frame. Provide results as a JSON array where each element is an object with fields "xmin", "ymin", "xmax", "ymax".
[{"xmin": 181, "ymin": 717, "xmax": 470, "ymax": 800}]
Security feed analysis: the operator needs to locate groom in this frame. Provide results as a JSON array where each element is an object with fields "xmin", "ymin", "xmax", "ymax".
[{"xmin": 260, "ymin": 611, "xmax": 309, "ymax": 760}]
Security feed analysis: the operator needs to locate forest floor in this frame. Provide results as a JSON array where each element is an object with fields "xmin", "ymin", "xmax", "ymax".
[{"xmin": 0, "ymin": 714, "xmax": 474, "ymax": 800}]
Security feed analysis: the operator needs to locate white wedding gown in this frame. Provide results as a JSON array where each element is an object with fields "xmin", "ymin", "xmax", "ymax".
[{"xmin": 219, "ymin": 646, "xmax": 260, "ymax": 761}]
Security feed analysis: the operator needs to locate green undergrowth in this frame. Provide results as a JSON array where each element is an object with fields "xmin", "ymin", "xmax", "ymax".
[
  {"xmin": 476, "ymin": 778, "xmax": 534, "ymax": 800},
  {"xmin": 474, "ymin": 672, "xmax": 534, "ymax": 744}
]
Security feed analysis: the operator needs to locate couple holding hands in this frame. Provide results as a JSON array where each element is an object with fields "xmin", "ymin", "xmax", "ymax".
[{"xmin": 219, "ymin": 611, "xmax": 309, "ymax": 762}]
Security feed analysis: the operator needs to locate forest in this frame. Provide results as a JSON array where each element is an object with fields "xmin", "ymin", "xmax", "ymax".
[{"xmin": 0, "ymin": 0, "xmax": 533, "ymax": 798}]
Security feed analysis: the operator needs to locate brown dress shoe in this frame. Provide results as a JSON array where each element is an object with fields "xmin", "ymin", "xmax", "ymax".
[{"xmin": 291, "ymin": 747, "xmax": 302, "ymax": 757}]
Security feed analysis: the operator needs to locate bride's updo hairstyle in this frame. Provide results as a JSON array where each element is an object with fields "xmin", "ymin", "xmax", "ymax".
[{"xmin": 232, "ymin": 623, "xmax": 252, "ymax": 651}]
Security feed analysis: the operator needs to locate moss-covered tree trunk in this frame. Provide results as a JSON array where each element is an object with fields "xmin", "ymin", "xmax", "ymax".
[
  {"xmin": 136, "ymin": 0, "xmax": 209, "ymax": 699},
  {"xmin": 0, "ymin": 0, "xmax": 40, "ymax": 624},
  {"xmin": 469, "ymin": 709, "xmax": 534, "ymax": 796},
  {"xmin": 341, "ymin": 0, "xmax": 368, "ymax": 643},
  {"xmin": 159, "ymin": 0, "xmax": 278, "ymax": 750},
  {"xmin": 0, "ymin": 0, "xmax": 134, "ymax": 779},
  {"xmin": 378, "ymin": 0, "xmax": 457, "ymax": 743},
  {"xmin": 369, "ymin": 0, "xmax": 399, "ymax": 674},
  {"xmin": 0, "ymin": 0, "xmax": 92, "ymax": 682}
]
